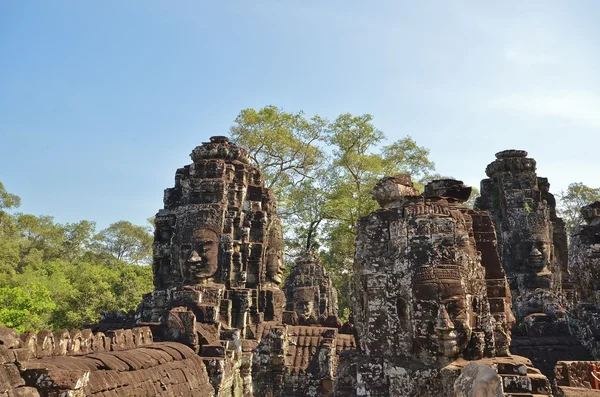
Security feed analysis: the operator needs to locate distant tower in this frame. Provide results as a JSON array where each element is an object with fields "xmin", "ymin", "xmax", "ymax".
[
  {"xmin": 283, "ymin": 251, "xmax": 338, "ymax": 319},
  {"xmin": 475, "ymin": 150, "xmax": 572, "ymax": 319}
]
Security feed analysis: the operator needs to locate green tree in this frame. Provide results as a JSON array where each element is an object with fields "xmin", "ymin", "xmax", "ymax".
[
  {"xmin": 0, "ymin": 181, "xmax": 154, "ymax": 331},
  {"xmin": 0, "ymin": 183, "xmax": 21, "ymax": 277},
  {"xmin": 230, "ymin": 106, "xmax": 327, "ymax": 198},
  {"xmin": 61, "ymin": 220, "xmax": 96, "ymax": 263},
  {"xmin": 229, "ymin": 107, "xmax": 436, "ymax": 314},
  {"xmin": 94, "ymin": 221, "xmax": 153, "ymax": 264},
  {"xmin": 558, "ymin": 182, "xmax": 600, "ymax": 233},
  {"xmin": 0, "ymin": 181, "xmax": 21, "ymax": 211},
  {"xmin": 285, "ymin": 168, "xmax": 334, "ymax": 253},
  {"xmin": 15, "ymin": 214, "xmax": 66, "ymax": 271},
  {"xmin": 0, "ymin": 283, "xmax": 56, "ymax": 332}
]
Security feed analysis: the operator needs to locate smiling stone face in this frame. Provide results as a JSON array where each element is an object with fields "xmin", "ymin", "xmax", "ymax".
[
  {"xmin": 351, "ymin": 176, "xmax": 495, "ymax": 367},
  {"xmin": 475, "ymin": 149, "xmax": 569, "ymax": 300},
  {"xmin": 413, "ymin": 266, "xmax": 474, "ymax": 359},
  {"xmin": 265, "ymin": 216, "xmax": 284, "ymax": 285},
  {"xmin": 181, "ymin": 229, "xmax": 220, "ymax": 284},
  {"xmin": 519, "ymin": 236, "xmax": 552, "ymax": 274},
  {"xmin": 145, "ymin": 136, "xmax": 289, "ymax": 341}
]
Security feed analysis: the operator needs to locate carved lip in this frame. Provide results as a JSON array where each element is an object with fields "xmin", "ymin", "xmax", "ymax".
[{"xmin": 528, "ymin": 255, "xmax": 545, "ymax": 264}]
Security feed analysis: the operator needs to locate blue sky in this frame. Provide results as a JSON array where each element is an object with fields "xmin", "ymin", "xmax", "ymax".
[{"xmin": 1, "ymin": 1, "xmax": 599, "ymax": 230}]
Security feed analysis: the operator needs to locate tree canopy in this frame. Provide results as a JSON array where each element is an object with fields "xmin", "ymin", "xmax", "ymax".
[
  {"xmin": 0, "ymin": 184, "xmax": 153, "ymax": 332},
  {"xmin": 558, "ymin": 182, "xmax": 600, "ymax": 234},
  {"xmin": 93, "ymin": 220, "xmax": 153, "ymax": 264},
  {"xmin": 230, "ymin": 106, "xmax": 436, "ymax": 316}
]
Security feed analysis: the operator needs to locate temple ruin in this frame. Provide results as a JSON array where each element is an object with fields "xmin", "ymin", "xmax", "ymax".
[
  {"xmin": 283, "ymin": 251, "xmax": 338, "ymax": 323},
  {"xmin": 474, "ymin": 150, "xmax": 593, "ymax": 379},
  {"xmin": 333, "ymin": 176, "xmax": 550, "ymax": 396},
  {"xmin": 474, "ymin": 150, "xmax": 571, "ymax": 305},
  {"xmin": 568, "ymin": 202, "xmax": 600, "ymax": 361},
  {"xmin": 4, "ymin": 141, "xmax": 600, "ymax": 396}
]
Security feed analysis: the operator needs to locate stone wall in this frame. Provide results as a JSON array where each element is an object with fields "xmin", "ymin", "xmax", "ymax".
[
  {"xmin": 554, "ymin": 361, "xmax": 600, "ymax": 396},
  {"xmin": 252, "ymin": 324, "xmax": 355, "ymax": 396},
  {"xmin": 0, "ymin": 326, "xmax": 215, "ymax": 396}
]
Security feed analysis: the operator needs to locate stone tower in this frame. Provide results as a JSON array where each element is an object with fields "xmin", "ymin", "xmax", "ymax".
[
  {"xmin": 570, "ymin": 202, "xmax": 600, "ymax": 304},
  {"xmin": 151, "ymin": 135, "xmax": 284, "ymax": 292},
  {"xmin": 333, "ymin": 176, "xmax": 540, "ymax": 397},
  {"xmin": 283, "ymin": 251, "xmax": 338, "ymax": 320},
  {"xmin": 475, "ymin": 150, "xmax": 572, "ymax": 319},
  {"xmin": 568, "ymin": 202, "xmax": 600, "ymax": 359},
  {"xmin": 138, "ymin": 136, "xmax": 287, "ymax": 394}
]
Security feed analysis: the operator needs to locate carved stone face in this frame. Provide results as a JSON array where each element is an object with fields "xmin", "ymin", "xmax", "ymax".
[
  {"xmin": 181, "ymin": 229, "xmax": 219, "ymax": 283},
  {"xmin": 297, "ymin": 300, "xmax": 314, "ymax": 316},
  {"xmin": 435, "ymin": 306, "xmax": 460, "ymax": 358},
  {"xmin": 265, "ymin": 218, "xmax": 284, "ymax": 284},
  {"xmin": 413, "ymin": 270, "xmax": 473, "ymax": 359},
  {"xmin": 520, "ymin": 236, "xmax": 551, "ymax": 273},
  {"xmin": 443, "ymin": 295, "xmax": 472, "ymax": 352},
  {"xmin": 439, "ymin": 330, "xmax": 459, "ymax": 357},
  {"xmin": 294, "ymin": 287, "xmax": 316, "ymax": 317},
  {"xmin": 266, "ymin": 247, "xmax": 284, "ymax": 284}
]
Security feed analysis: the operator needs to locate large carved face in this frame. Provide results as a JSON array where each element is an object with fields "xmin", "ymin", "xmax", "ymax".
[
  {"xmin": 265, "ymin": 218, "xmax": 284, "ymax": 284},
  {"xmin": 294, "ymin": 287, "xmax": 316, "ymax": 316},
  {"xmin": 296, "ymin": 300, "xmax": 314, "ymax": 317},
  {"xmin": 440, "ymin": 280, "xmax": 473, "ymax": 358},
  {"xmin": 413, "ymin": 268, "xmax": 473, "ymax": 359},
  {"xmin": 266, "ymin": 248, "xmax": 284, "ymax": 284},
  {"xmin": 519, "ymin": 235, "xmax": 552, "ymax": 273},
  {"xmin": 181, "ymin": 229, "xmax": 220, "ymax": 283}
]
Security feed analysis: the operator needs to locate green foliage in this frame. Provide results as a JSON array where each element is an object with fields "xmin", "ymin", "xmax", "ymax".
[
  {"xmin": 0, "ymin": 181, "xmax": 153, "ymax": 332},
  {"xmin": 340, "ymin": 307, "xmax": 351, "ymax": 323},
  {"xmin": 62, "ymin": 220, "xmax": 96, "ymax": 263},
  {"xmin": 230, "ymin": 105, "xmax": 327, "ymax": 194},
  {"xmin": 93, "ymin": 220, "xmax": 153, "ymax": 264},
  {"xmin": 558, "ymin": 182, "xmax": 600, "ymax": 234},
  {"xmin": 0, "ymin": 181, "xmax": 21, "ymax": 211},
  {"xmin": 0, "ymin": 283, "xmax": 55, "ymax": 333},
  {"xmin": 230, "ymin": 106, "xmax": 436, "ymax": 315}
]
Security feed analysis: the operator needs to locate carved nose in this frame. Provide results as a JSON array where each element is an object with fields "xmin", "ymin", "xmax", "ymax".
[
  {"xmin": 188, "ymin": 250, "xmax": 202, "ymax": 263},
  {"xmin": 436, "ymin": 306, "xmax": 455, "ymax": 330},
  {"xmin": 530, "ymin": 247, "xmax": 542, "ymax": 257}
]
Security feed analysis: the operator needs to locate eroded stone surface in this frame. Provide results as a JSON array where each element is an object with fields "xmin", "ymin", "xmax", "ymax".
[
  {"xmin": 284, "ymin": 251, "xmax": 338, "ymax": 321},
  {"xmin": 475, "ymin": 150, "xmax": 571, "ymax": 321},
  {"xmin": 453, "ymin": 362, "xmax": 503, "ymax": 397},
  {"xmin": 570, "ymin": 202, "xmax": 600, "ymax": 305},
  {"xmin": 333, "ymin": 176, "xmax": 542, "ymax": 396},
  {"xmin": 568, "ymin": 202, "xmax": 600, "ymax": 362}
]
